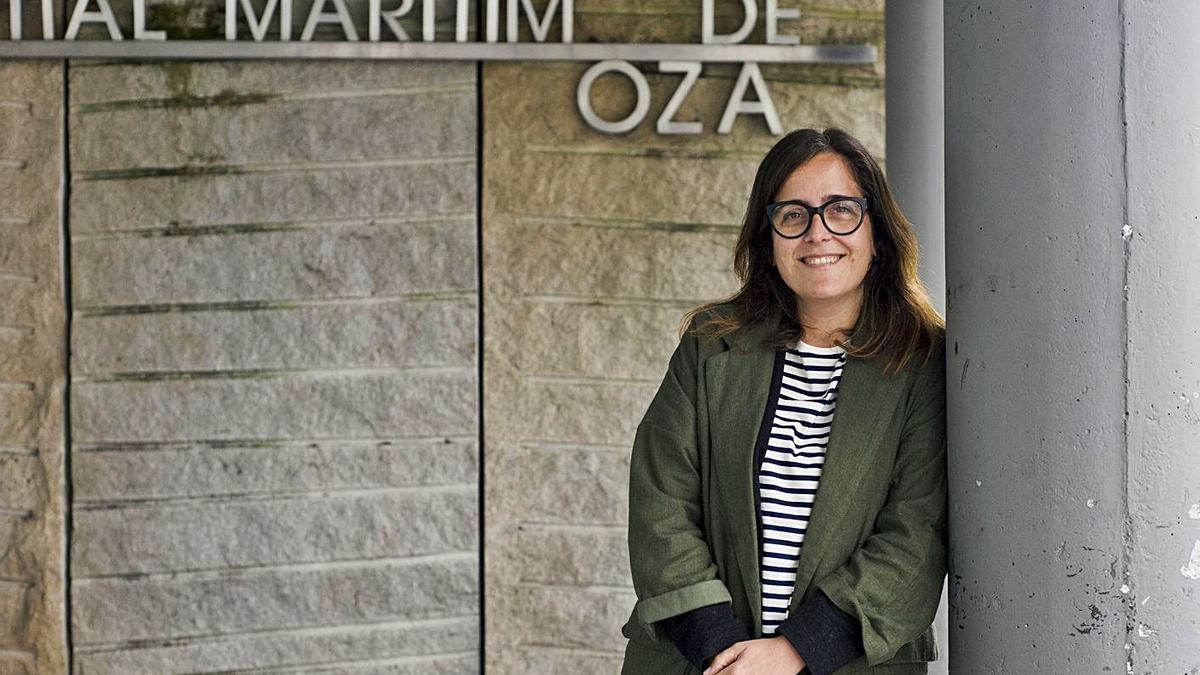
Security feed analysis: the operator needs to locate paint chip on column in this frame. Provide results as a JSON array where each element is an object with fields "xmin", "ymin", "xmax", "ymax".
[{"xmin": 1180, "ymin": 540, "xmax": 1200, "ymax": 579}]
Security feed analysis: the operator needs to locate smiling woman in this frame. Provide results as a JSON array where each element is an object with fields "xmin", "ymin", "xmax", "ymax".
[{"xmin": 622, "ymin": 128, "xmax": 946, "ymax": 675}]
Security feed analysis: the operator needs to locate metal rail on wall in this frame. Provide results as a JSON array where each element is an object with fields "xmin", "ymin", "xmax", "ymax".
[{"xmin": 0, "ymin": 40, "xmax": 875, "ymax": 62}]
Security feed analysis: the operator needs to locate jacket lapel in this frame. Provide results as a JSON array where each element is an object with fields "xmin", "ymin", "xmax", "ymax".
[
  {"xmin": 703, "ymin": 317, "xmax": 777, "ymax": 634},
  {"xmin": 789, "ymin": 352, "xmax": 907, "ymax": 607}
]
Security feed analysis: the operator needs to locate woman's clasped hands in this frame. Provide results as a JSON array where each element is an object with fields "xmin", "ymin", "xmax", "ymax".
[{"xmin": 702, "ymin": 636, "xmax": 806, "ymax": 675}]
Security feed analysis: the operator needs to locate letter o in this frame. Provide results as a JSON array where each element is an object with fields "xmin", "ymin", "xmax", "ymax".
[{"xmin": 576, "ymin": 60, "xmax": 651, "ymax": 135}]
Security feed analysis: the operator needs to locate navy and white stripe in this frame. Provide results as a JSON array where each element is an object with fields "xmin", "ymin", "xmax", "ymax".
[{"xmin": 759, "ymin": 340, "xmax": 846, "ymax": 635}]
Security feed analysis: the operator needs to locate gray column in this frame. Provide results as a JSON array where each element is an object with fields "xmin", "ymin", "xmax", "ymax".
[
  {"xmin": 886, "ymin": 0, "xmax": 945, "ymax": 315},
  {"xmin": 885, "ymin": 4, "xmax": 948, "ymax": 673},
  {"xmin": 945, "ymin": 2, "xmax": 1200, "ymax": 672}
]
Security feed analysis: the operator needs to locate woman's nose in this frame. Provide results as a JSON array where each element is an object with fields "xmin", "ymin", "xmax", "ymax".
[{"xmin": 802, "ymin": 216, "xmax": 834, "ymax": 242}]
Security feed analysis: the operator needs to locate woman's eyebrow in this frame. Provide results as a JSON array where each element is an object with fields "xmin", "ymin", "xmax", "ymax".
[{"xmin": 793, "ymin": 194, "xmax": 853, "ymax": 203}]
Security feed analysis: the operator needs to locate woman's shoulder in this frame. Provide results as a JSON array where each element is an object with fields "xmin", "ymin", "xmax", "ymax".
[
  {"xmin": 681, "ymin": 302, "xmax": 778, "ymax": 358},
  {"xmin": 683, "ymin": 302, "xmax": 738, "ymax": 331},
  {"xmin": 903, "ymin": 327, "xmax": 947, "ymax": 391},
  {"xmin": 850, "ymin": 325, "xmax": 945, "ymax": 386}
]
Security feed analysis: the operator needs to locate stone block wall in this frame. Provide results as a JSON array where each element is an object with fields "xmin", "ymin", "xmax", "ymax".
[
  {"xmin": 64, "ymin": 61, "xmax": 480, "ymax": 674},
  {"xmin": 0, "ymin": 63, "xmax": 68, "ymax": 675}
]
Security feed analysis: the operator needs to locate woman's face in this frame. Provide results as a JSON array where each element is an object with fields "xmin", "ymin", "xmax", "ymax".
[{"xmin": 770, "ymin": 151, "xmax": 876, "ymax": 318}]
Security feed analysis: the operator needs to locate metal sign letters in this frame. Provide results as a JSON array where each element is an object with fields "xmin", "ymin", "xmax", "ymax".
[{"xmin": 0, "ymin": 0, "xmax": 876, "ymax": 136}]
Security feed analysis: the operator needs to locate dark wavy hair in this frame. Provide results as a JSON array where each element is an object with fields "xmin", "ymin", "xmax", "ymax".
[{"xmin": 682, "ymin": 127, "xmax": 944, "ymax": 375}]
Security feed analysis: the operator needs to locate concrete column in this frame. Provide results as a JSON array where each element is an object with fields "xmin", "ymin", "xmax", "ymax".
[
  {"xmin": 945, "ymin": 2, "xmax": 1200, "ymax": 672},
  {"xmin": 885, "ymin": 0, "xmax": 945, "ymax": 315},
  {"xmin": 885, "ymin": 4, "xmax": 948, "ymax": 673}
]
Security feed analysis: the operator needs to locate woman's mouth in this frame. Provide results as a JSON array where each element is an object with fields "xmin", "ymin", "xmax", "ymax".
[{"xmin": 801, "ymin": 254, "xmax": 844, "ymax": 267}]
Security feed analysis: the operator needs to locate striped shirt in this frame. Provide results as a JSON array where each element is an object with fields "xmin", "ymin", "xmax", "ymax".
[{"xmin": 758, "ymin": 340, "xmax": 846, "ymax": 635}]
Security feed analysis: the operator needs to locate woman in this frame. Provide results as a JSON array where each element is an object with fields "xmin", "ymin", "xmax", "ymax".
[{"xmin": 621, "ymin": 128, "xmax": 946, "ymax": 675}]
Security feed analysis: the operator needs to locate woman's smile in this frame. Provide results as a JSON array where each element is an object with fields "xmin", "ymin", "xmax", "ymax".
[{"xmin": 800, "ymin": 254, "xmax": 846, "ymax": 267}]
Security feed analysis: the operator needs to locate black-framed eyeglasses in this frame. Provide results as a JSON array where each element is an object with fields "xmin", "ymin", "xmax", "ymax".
[{"xmin": 765, "ymin": 195, "xmax": 870, "ymax": 239}]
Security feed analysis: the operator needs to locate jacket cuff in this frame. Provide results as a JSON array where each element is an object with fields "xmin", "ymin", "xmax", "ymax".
[
  {"xmin": 775, "ymin": 589, "xmax": 865, "ymax": 675},
  {"xmin": 659, "ymin": 602, "xmax": 752, "ymax": 670},
  {"xmin": 634, "ymin": 578, "xmax": 733, "ymax": 641}
]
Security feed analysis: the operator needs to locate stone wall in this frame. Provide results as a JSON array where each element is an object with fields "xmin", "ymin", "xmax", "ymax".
[
  {"xmin": 0, "ymin": 63, "xmax": 68, "ymax": 675},
  {"xmin": 65, "ymin": 61, "xmax": 479, "ymax": 674}
]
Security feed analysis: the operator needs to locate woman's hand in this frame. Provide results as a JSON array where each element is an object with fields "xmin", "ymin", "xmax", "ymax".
[{"xmin": 702, "ymin": 636, "xmax": 806, "ymax": 675}]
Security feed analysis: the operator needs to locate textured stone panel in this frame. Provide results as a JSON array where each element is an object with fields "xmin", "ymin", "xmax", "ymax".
[
  {"xmin": 507, "ymin": 584, "xmax": 636, "ymax": 652},
  {"xmin": 507, "ymin": 379, "xmax": 656, "ymax": 447},
  {"xmin": 69, "ymin": 61, "xmax": 478, "ymax": 674},
  {"xmin": 68, "ymin": 61, "xmax": 471, "ymax": 105},
  {"xmin": 74, "ymin": 615, "xmax": 477, "ymax": 675},
  {"xmin": 516, "ymin": 648, "xmax": 626, "ymax": 675},
  {"xmin": 72, "ymin": 486, "xmax": 477, "ymax": 576},
  {"xmin": 489, "ymin": 150, "xmax": 761, "ymax": 226},
  {"xmin": 493, "ymin": 218, "xmax": 737, "ymax": 301},
  {"xmin": 0, "ymin": 62, "xmax": 66, "ymax": 675},
  {"xmin": 71, "ymin": 370, "xmax": 476, "ymax": 442},
  {"xmin": 0, "ymin": 454, "xmax": 41, "ymax": 512},
  {"xmin": 483, "ymin": 4, "xmax": 885, "ymax": 673},
  {"xmin": 0, "ymin": 389, "xmax": 37, "ymax": 445},
  {"xmin": 71, "ymin": 437, "xmax": 477, "ymax": 501},
  {"xmin": 73, "ymin": 298, "xmax": 475, "ymax": 375},
  {"xmin": 71, "ymin": 554, "xmax": 478, "ymax": 645},
  {"xmin": 515, "ymin": 526, "xmax": 630, "ymax": 588},
  {"xmin": 70, "ymin": 162, "xmax": 474, "ymax": 233},
  {"xmin": 496, "ymin": 445, "xmax": 628, "ymax": 525},
  {"xmin": 71, "ymin": 219, "xmax": 475, "ymax": 308},
  {"xmin": 72, "ymin": 90, "xmax": 475, "ymax": 172},
  {"xmin": 506, "ymin": 302, "xmax": 689, "ymax": 381}
]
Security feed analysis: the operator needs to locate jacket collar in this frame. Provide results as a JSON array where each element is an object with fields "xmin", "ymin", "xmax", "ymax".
[{"xmin": 704, "ymin": 310, "xmax": 907, "ymax": 632}]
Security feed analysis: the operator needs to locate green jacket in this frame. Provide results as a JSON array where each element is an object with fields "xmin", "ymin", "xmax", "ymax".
[{"xmin": 621, "ymin": 308, "xmax": 947, "ymax": 674}]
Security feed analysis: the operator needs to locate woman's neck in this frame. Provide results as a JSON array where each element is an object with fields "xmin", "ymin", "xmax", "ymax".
[{"xmin": 796, "ymin": 295, "xmax": 862, "ymax": 348}]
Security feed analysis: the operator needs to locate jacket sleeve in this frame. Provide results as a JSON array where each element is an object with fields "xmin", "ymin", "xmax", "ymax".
[
  {"xmin": 812, "ymin": 343, "xmax": 948, "ymax": 666},
  {"xmin": 660, "ymin": 602, "xmax": 752, "ymax": 669},
  {"xmin": 627, "ymin": 326, "xmax": 734, "ymax": 641}
]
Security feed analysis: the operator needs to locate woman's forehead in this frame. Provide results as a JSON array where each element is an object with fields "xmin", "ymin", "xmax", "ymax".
[{"xmin": 775, "ymin": 153, "xmax": 863, "ymax": 201}]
